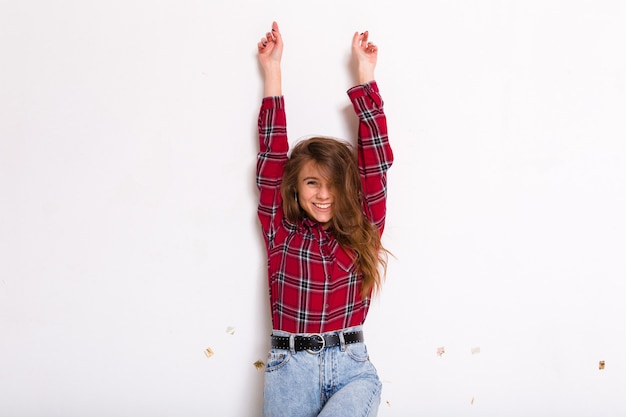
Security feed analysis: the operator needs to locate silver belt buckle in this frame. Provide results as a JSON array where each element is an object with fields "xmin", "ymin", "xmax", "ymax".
[{"xmin": 305, "ymin": 333, "xmax": 325, "ymax": 354}]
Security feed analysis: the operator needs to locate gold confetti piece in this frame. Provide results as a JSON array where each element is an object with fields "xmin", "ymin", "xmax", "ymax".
[
  {"xmin": 471, "ymin": 346, "xmax": 481, "ymax": 355},
  {"xmin": 253, "ymin": 360, "xmax": 265, "ymax": 370},
  {"xmin": 599, "ymin": 360, "xmax": 605, "ymax": 370},
  {"xmin": 437, "ymin": 346, "xmax": 445, "ymax": 357},
  {"xmin": 204, "ymin": 347, "xmax": 214, "ymax": 358},
  {"xmin": 226, "ymin": 326, "xmax": 236, "ymax": 335},
  {"xmin": 470, "ymin": 396, "xmax": 475, "ymax": 405},
  {"xmin": 386, "ymin": 400, "xmax": 392, "ymax": 407}
]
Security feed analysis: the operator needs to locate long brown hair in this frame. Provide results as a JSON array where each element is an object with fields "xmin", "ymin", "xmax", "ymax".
[{"xmin": 280, "ymin": 137, "xmax": 388, "ymax": 298}]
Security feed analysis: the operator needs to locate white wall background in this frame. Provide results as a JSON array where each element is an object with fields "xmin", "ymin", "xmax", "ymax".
[{"xmin": 1, "ymin": 1, "xmax": 625, "ymax": 416}]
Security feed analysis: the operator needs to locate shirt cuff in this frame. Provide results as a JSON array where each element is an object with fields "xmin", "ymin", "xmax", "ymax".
[
  {"xmin": 260, "ymin": 95, "xmax": 285, "ymax": 111},
  {"xmin": 347, "ymin": 81, "xmax": 378, "ymax": 98},
  {"xmin": 347, "ymin": 81, "xmax": 383, "ymax": 108}
]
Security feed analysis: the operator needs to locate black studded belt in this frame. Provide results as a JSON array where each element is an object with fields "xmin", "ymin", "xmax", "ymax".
[{"xmin": 270, "ymin": 330, "xmax": 364, "ymax": 353}]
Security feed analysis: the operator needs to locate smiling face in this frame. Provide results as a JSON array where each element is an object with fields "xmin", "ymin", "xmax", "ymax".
[{"xmin": 296, "ymin": 160, "xmax": 335, "ymax": 228}]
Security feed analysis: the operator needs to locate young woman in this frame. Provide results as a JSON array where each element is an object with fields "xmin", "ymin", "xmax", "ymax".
[{"xmin": 256, "ymin": 21, "xmax": 394, "ymax": 417}]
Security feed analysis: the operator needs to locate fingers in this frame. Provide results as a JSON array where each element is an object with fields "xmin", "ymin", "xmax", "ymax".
[
  {"xmin": 258, "ymin": 33, "xmax": 274, "ymax": 52},
  {"xmin": 264, "ymin": 21, "xmax": 280, "ymax": 43},
  {"xmin": 352, "ymin": 31, "xmax": 361, "ymax": 47},
  {"xmin": 353, "ymin": 31, "xmax": 372, "ymax": 47},
  {"xmin": 270, "ymin": 21, "xmax": 282, "ymax": 46},
  {"xmin": 258, "ymin": 34, "xmax": 270, "ymax": 51},
  {"xmin": 353, "ymin": 30, "xmax": 377, "ymax": 53},
  {"xmin": 258, "ymin": 21, "xmax": 281, "ymax": 53}
]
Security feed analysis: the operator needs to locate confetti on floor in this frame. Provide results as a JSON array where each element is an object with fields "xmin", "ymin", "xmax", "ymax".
[
  {"xmin": 253, "ymin": 360, "xmax": 265, "ymax": 370},
  {"xmin": 437, "ymin": 346, "xmax": 445, "ymax": 357},
  {"xmin": 386, "ymin": 400, "xmax": 392, "ymax": 407},
  {"xmin": 599, "ymin": 360, "xmax": 605, "ymax": 370},
  {"xmin": 204, "ymin": 347, "xmax": 214, "ymax": 358},
  {"xmin": 471, "ymin": 346, "xmax": 481, "ymax": 355},
  {"xmin": 226, "ymin": 326, "xmax": 236, "ymax": 335},
  {"xmin": 471, "ymin": 396, "xmax": 475, "ymax": 405}
]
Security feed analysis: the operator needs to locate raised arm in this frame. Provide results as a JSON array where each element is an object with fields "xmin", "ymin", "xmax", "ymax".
[
  {"xmin": 348, "ymin": 31, "xmax": 393, "ymax": 233},
  {"xmin": 257, "ymin": 21, "xmax": 283, "ymax": 97},
  {"xmin": 257, "ymin": 22, "xmax": 288, "ymax": 249}
]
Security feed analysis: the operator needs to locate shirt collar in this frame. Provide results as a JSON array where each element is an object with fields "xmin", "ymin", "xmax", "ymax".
[{"xmin": 301, "ymin": 217, "xmax": 334, "ymax": 235}]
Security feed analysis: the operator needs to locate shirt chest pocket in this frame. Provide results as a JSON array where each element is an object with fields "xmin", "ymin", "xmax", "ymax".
[{"xmin": 333, "ymin": 249, "xmax": 359, "ymax": 282}]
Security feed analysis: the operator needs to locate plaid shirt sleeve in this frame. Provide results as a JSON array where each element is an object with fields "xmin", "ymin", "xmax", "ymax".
[
  {"xmin": 256, "ymin": 96, "xmax": 288, "ymax": 250},
  {"xmin": 347, "ymin": 81, "xmax": 394, "ymax": 234}
]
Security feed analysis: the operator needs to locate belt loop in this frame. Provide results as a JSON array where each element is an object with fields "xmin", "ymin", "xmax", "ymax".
[
  {"xmin": 338, "ymin": 331, "xmax": 346, "ymax": 351},
  {"xmin": 289, "ymin": 334, "xmax": 295, "ymax": 354}
]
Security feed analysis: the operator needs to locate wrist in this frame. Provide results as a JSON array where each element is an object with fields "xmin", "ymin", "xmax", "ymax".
[
  {"xmin": 263, "ymin": 70, "xmax": 282, "ymax": 97},
  {"xmin": 262, "ymin": 61, "xmax": 282, "ymax": 75},
  {"xmin": 356, "ymin": 61, "xmax": 376, "ymax": 84},
  {"xmin": 357, "ymin": 68, "xmax": 375, "ymax": 85}
]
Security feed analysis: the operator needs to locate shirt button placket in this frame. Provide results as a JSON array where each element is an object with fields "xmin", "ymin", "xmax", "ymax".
[{"xmin": 320, "ymin": 230, "xmax": 331, "ymax": 324}]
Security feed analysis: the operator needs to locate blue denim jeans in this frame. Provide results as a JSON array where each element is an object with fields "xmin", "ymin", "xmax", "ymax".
[{"xmin": 262, "ymin": 326, "xmax": 382, "ymax": 417}]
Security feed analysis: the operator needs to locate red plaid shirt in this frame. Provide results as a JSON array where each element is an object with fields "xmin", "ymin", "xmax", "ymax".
[{"xmin": 256, "ymin": 81, "xmax": 393, "ymax": 334}]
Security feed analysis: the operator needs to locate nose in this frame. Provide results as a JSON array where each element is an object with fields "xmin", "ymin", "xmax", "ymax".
[{"xmin": 318, "ymin": 184, "xmax": 331, "ymax": 199}]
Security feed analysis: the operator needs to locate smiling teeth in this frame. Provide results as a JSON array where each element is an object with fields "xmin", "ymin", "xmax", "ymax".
[{"xmin": 315, "ymin": 203, "xmax": 331, "ymax": 209}]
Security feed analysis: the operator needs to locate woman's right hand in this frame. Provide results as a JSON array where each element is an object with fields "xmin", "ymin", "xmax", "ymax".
[
  {"xmin": 257, "ymin": 21, "xmax": 283, "ymax": 71},
  {"xmin": 258, "ymin": 21, "xmax": 283, "ymax": 97}
]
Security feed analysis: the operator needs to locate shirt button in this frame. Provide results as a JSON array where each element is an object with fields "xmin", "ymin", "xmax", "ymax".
[
  {"xmin": 326, "ymin": 275, "xmax": 331, "ymax": 280},
  {"xmin": 324, "ymin": 304, "xmax": 329, "ymax": 309}
]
